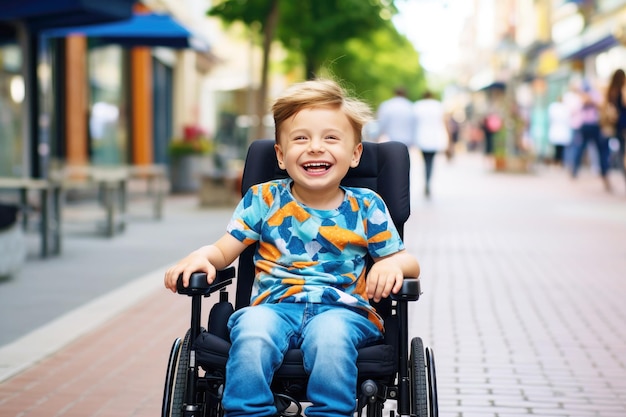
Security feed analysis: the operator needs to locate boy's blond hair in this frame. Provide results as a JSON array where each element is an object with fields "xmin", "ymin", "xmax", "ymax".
[{"xmin": 271, "ymin": 79, "xmax": 373, "ymax": 143}]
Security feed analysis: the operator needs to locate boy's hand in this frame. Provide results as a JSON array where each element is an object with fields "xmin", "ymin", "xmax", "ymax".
[
  {"xmin": 366, "ymin": 259, "xmax": 404, "ymax": 302},
  {"xmin": 164, "ymin": 251, "xmax": 216, "ymax": 293}
]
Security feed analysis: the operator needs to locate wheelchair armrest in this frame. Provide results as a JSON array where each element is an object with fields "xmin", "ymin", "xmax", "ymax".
[
  {"xmin": 176, "ymin": 267, "xmax": 236, "ymax": 296},
  {"xmin": 390, "ymin": 278, "xmax": 421, "ymax": 302}
]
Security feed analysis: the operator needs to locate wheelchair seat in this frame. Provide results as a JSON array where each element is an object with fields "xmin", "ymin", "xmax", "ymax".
[
  {"xmin": 162, "ymin": 139, "xmax": 438, "ymax": 417},
  {"xmin": 193, "ymin": 320, "xmax": 397, "ymax": 378}
]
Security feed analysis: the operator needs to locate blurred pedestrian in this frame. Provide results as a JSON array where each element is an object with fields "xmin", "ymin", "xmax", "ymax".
[
  {"xmin": 480, "ymin": 107, "xmax": 503, "ymax": 162},
  {"xmin": 445, "ymin": 111, "xmax": 461, "ymax": 160},
  {"xmin": 604, "ymin": 68, "xmax": 626, "ymax": 190},
  {"xmin": 547, "ymin": 95, "xmax": 572, "ymax": 167},
  {"xmin": 413, "ymin": 91, "xmax": 450, "ymax": 197},
  {"xmin": 570, "ymin": 81, "xmax": 611, "ymax": 192},
  {"xmin": 376, "ymin": 86, "xmax": 415, "ymax": 147},
  {"xmin": 563, "ymin": 80, "xmax": 584, "ymax": 169}
]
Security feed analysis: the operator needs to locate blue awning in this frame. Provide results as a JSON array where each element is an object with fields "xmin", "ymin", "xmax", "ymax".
[
  {"xmin": 557, "ymin": 21, "xmax": 620, "ymax": 61},
  {"xmin": 0, "ymin": 0, "xmax": 136, "ymax": 31},
  {"xmin": 42, "ymin": 12, "xmax": 210, "ymax": 51},
  {"xmin": 563, "ymin": 34, "xmax": 618, "ymax": 60}
]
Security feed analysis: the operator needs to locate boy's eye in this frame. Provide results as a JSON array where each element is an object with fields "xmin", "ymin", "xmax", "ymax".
[
  {"xmin": 294, "ymin": 136, "xmax": 308, "ymax": 141},
  {"xmin": 325, "ymin": 135, "xmax": 339, "ymax": 141}
]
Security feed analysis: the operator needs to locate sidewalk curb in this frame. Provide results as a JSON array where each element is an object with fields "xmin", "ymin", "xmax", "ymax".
[{"xmin": 0, "ymin": 265, "xmax": 169, "ymax": 382}]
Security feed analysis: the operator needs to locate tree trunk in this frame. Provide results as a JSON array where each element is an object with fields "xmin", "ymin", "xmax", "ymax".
[
  {"xmin": 252, "ymin": 0, "xmax": 279, "ymax": 143},
  {"xmin": 305, "ymin": 58, "xmax": 316, "ymax": 80}
]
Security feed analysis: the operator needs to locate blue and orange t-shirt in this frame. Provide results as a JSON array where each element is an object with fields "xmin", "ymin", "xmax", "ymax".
[{"xmin": 226, "ymin": 178, "xmax": 404, "ymax": 330}]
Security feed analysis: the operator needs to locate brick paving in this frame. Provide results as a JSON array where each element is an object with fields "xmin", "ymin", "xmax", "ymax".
[
  {"xmin": 407, "ymin": 153, "xmax": 626, "ymax": 417},
  {"xmin": 1, "ymin": 151, "xmax": 626, "ymax": 416}
]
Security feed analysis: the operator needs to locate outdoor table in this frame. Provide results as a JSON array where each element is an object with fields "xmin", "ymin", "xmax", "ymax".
[
  {"xmin": 0, "ymin": 177, "xmax": 62, "ymax": 257},
  {"xmin": 52, "ymin": 166, "xmax": 129, "ymax": 238},
  {"xmin": 127, "ymin": 164, "xmax": 167, "ymax": 220}
]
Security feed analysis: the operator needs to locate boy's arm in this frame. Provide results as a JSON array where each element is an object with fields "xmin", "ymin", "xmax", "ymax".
[
  {"xmin": 367, "ymin": 250, "xmax": 420, "ymax": 303},
  {"xmin": 164, "ymin": 233, "xmax": 248, "ymax": 292}
]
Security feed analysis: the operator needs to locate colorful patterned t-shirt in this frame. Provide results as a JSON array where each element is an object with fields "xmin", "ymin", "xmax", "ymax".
[{"xmin": 226, "ymin": 178, "xmax": 405, "ymax": 330}]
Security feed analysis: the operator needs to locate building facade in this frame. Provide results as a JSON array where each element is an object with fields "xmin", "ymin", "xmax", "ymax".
[{"xmin": 0, "ymin": 0, "xmax": 265, "ymax": 183}]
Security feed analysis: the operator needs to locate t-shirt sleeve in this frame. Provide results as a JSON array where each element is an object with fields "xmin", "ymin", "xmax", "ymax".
[
  {"xmin": 226, "ymin": 184, "xmax": 266, "ymax": 244},
  {"xmin": 365, "ymin": 193, "xmax": 405, "ymax": 258}
]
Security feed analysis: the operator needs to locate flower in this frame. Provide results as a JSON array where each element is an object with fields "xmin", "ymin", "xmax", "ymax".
[{"xmin": 168, "ymin": 125, "xmax": 214, "ymax": 157}]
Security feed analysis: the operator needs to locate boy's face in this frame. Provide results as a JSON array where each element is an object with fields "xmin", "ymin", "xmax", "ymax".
[{"xmin": 274, "ymin": 106, "xmax": 362, "ymax": 196}]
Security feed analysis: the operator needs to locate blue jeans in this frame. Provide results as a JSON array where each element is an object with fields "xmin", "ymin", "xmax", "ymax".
[
  {"xmin": 222, "ymin": 303, "xmax": 382, "ymax": 417},
  {"xmin": 421, "ymin": 150, "xmax": 436, "ymax": 194},
  {"xmin": 571, "ymin": 124, "xmax": 610, "ymax": 177}
]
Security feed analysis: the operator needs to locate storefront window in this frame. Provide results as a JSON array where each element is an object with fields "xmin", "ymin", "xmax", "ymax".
[
  {"xmin": 88, "ymin": 45, "xmax": 127, "ymax": 165},
  {"xmin": 0, "ymin": 44, "xmax": 24, "ymax": 177}
]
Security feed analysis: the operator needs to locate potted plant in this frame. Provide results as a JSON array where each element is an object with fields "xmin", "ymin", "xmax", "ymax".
[{"xmin": 168, "ymin": 125, "xmax": 214, "ymax": 193}]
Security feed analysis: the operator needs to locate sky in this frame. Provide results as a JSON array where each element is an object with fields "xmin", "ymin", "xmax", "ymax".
[{"xmin": 393, "ymin": 0, "xmax": 473, "ymax": 74}]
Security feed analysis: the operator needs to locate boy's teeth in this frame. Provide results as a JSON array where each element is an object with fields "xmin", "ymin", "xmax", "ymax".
[{"xmin": 304, "ymin": 162, "xmax": 330, "ymax": 170}]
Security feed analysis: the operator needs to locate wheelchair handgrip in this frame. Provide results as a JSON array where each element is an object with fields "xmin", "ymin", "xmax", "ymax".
[
  {"xmin": 390, "ymin": 278, "xmax": 421, "ymax": 302},
  {"xmin": 176, "ymin": 267, "xmax": 236, "ymax": 296}
]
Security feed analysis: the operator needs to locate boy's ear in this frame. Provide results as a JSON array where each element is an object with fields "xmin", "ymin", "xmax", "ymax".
[
  {"xmin": 351, "ymin": 142, "xmax": 363, "ymax": 168},
  {"xmin": 274, "ymin": 144, "xmax": 285, "ymax": 169}
]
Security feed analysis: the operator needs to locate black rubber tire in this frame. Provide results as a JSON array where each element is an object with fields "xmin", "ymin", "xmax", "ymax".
[
  {"xmin": 410, "ymin": 337, "xmax": 429, "ymax": 417},
  {"xmin": 162, "ymin": 337, "xmax": 182, "ymax": 417},
  {"xmin": 172, "ymin": 330, "xmax": 191, "ymax": 417},
  {"xmin": 426, "ymin": 346, "xmax": 439, "ymax": 417},
  {"xmin": 162, "ymin": 330, "xmax": 191, "ymax": 417}
]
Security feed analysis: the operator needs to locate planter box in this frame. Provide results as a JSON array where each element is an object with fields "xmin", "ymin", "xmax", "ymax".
[{"xmin": 169, "ymin": 155, "xmax": 206, "ymax": 193}]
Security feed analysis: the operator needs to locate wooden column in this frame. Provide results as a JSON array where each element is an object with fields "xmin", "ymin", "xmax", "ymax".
[
  {"xmin": 130, "ymin": 47, "xmax": 153, "ymax": 165},
  {"xmin": 65, "ymin": 36, "xmax": 88, "ymax": 166}
]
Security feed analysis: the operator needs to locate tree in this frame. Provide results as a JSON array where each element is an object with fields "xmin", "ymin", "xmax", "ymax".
[{"xmin": 208, "ymin": 0, "xmax": 419, "ymax": 138}]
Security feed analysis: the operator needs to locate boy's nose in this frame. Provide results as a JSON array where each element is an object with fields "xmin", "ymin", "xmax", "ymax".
[{"xmin": 308, "ymin": 138, "xmax": 325, "ymax": 152}]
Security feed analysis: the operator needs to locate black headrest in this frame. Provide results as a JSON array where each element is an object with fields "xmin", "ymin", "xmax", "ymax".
[{"xmin": 240, "ymin": 139, "xmax": 411, "ymax": 229}]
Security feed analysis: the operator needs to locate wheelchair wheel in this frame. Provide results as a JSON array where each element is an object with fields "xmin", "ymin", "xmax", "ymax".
[
  {"xmin": 162, "ymin": 330, "xmax": 191, "ymax": 417},
  {"xmin": 410, "ymin": 337, "xmax": 428, "ymax": 417}
]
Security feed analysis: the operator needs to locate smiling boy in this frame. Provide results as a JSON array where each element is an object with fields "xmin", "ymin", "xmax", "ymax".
[{"xmin": 164, "ymin": 79, "xmax": 420, "ymax": 417}]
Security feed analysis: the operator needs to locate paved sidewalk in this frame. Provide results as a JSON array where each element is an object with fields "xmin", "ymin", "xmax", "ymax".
[{"xmin": 1, "ymin": 151, "xmax": 625, "ymax": 417}]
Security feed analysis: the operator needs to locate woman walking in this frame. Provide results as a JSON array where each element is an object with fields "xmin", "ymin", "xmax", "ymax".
[
  {"xmin": 413, "ymin": 91, "xmax": 450, "ymax": 198},
  {"xmin": 605, "ymin": 69, "xmax": 626, "ymax": 191}
]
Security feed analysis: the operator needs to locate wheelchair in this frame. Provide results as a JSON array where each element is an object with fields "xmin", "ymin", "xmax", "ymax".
[{"xmin": 162, "ymin": 139, "xmax": 438, "ymax": 417}]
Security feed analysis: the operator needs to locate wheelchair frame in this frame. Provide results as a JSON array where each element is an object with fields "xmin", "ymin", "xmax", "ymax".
[{"xmin": 162, "ymin": 270, "xmax": 437, "ymax": 417}]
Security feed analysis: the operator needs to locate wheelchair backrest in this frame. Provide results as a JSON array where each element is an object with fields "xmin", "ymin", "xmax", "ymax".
[{"xmin": 235, "ymin": 139, "xmax": 411, "ymax": 311}]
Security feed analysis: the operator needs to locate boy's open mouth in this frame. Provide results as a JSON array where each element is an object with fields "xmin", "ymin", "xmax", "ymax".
[{"xmin": 303, "ymin": 162, "xmax": 331, "ymax": 172}]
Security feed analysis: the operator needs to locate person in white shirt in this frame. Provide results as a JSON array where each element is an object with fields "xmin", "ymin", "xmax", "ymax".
[
  {"xmin": 413, "ymin": 91, "xmax": 450, "ymax": 197},
  {"xmin": 376, "ymin": 87, "xmax": 415, "ymax": 146},
  {"xmin": 547, "ymin": 96, "xmax": 572, "ymax": 166}
]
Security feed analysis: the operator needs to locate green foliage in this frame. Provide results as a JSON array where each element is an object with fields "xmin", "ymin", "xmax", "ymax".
[
  {"xmin": 208, "ymin": 0, "xmax": 426, "ymax": 109},
  {"xmin": 208, "ymin": 0, "xmax": 275, "ymax": 27},
  {"xmin": 168, "ymin": 138, "xmax": 214, "ymax": 157},
  {"xmin": 273, "ymin": 0, "xmax": 396, "ymax": 78},
  {"xmin": 319, "ymin": 22, "xmax": 426, "ymax": 107},
  {"xmin": 492, "ymin": 129, "xmax": 507, "ymax": 158}
]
